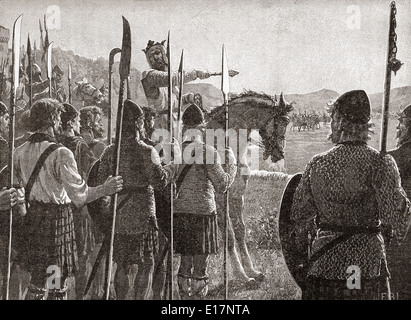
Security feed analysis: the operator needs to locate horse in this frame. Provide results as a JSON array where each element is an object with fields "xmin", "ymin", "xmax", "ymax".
[
  {"xmin": 71, "ymin": 78, "xmax": 105, "ymax": 109},
  {"xmin": 204, "ymin": 90, "xmax": 292, "ymax": 284}
]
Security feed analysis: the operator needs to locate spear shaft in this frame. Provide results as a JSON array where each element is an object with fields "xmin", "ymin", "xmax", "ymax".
[
  {"xmin": 221, "ymin": 44, "xmax": 230, "ymax": 301},
  {"xmin": 380, "ymin": 1, "xmax": 402, "ymax": 155},
  {"xmin": 5, "ymin": 14, "xmax": 23, "ymax": 301},
  {"xmin": 166, "ymin": 30, "xmax": 175, "ymax": 301}
]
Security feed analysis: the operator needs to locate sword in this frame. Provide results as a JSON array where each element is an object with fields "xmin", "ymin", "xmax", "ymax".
[
  {"xmin": 221, "ymin": 44, "xmax": 230, "ymax": 300},
  {"xmin": 380, "ymin": 1, "xmax": 402, "ymax": 155},
  {"xmin": 4, "ymin": 14, "xmax": 23, "ymax": 301}
]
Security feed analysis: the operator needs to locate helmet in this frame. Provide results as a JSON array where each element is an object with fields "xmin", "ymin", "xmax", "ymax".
[
  {"xmin": 122, "ymin": 99, "xmax": 144, "ymax": 134},
  {"xmin": 142, "ymin": 40, "xmax": 168, "ymax": 69},
  {"xmin": 182, "ymin": 104, "xmax": 204, "ymax": 127},
  {"xmin": 334, "ymin": 90, "xmax": 371, "ymax": 124},
  {"xmin": 399, "ymin": 105, "xmax": 411, "ymax": 121}
]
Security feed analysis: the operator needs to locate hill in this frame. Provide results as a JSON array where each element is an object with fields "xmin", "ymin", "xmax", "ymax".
[{"xmin": 31, "ymin": 47, "xmax": 410, "ymax": 117}]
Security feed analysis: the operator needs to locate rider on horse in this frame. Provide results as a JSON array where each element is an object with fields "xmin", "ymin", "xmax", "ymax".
[{"xmin": 141, "ymin": 39, "xmax": 210, "ymax": 135}]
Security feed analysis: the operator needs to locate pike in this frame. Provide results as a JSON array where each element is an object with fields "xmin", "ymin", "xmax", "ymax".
[
  {"xmin": 0, "ymin": 58, "xmax": 5, "ymax": 101},
  {"xmin": 20, "ymin": 45, "xmax": 26, "ymax": 71},
  {"xmin": 4, "ymin": 14, "xmax": 23, "ymax": 301},
  {"xmin": 39, "ymin": 19, "xmax": 44, "ymax": 53},
  {"xmin": 380, "ymin": 1, "xmax": 402, "ymax": 155},
  {"xmin": 166, "ymin": 30, "xmax": 175, "ymax": 300},
  {"xmin": 68, "ymin": 62, "xmax": 72, "ymax": 104},
  {"xmin": 27, "ymin": 35, "xmax": 33, "ymax": 108},
  {"xmin": 221, "ymin": 44, "xmax": 230, "ymax": 300},
  {"xmin": 42, "ymin": 15, "xmax": 50, "ymax": 63},
  {"xmin": 108, "ymin": 48, "xmax": 122, "ymax": 144},
  {"xmin": 210, "ymin": 69, "xmax": 239, "ymax": 77},
  {"xmin": 176, "ymin": 50, "xmax": 184, "ymax": 142},
  {"xmin": 47, "ymin": 42, "xmax": 53, "ymax": 98},
  {"xmin": 104, "ymin": 16, "xmax": 131, "ymax": 300},
  {"xmin": 33, "ymin": 40, "xmax": 37, "ymax": 64}
]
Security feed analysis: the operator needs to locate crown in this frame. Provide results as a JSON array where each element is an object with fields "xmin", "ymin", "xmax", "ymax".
[{"xmin": 142, "ymin": 40, "xmax": 166, "ymax": 54}]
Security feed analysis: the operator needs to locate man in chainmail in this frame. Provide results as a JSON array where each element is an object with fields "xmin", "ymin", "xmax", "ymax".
[
  {"xmin": 386, "ymin": 105, "xmax": 411, "ymax": 300},
  {"xmin": 290, "ymin": 90, "xmax": 411, "ymax": 300},
  {"xmin": 141, "ymin": 39, "xmax": 210, "ymax": 136}
]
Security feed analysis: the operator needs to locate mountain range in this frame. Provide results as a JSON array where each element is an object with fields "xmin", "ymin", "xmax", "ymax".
[{"xmin": 38, "ymin": 47, "xmax": 411, "ymax": 116}]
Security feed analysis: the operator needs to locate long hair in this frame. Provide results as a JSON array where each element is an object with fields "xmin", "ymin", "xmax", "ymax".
[
  {"xmin": 29, "ymin": 98, "xmax": 63, "ymax": 132},
  {"xmin": 327, "ymin": 104, "xmax": 374, "ymax": 143}
]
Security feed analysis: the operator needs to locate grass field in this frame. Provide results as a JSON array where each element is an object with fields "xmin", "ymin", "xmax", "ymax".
[{"xmin": 204, "ymin": 116, "xmax": 399, "ymax": 300}]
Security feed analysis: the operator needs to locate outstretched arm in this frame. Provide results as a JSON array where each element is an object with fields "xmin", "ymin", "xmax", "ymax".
[{"xmin": 143, "ymin": 69, "xmax": 210, "ymax": 88}]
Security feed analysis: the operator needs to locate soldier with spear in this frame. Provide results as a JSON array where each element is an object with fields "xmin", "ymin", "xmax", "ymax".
[{"xmin": 287, "ymin": 3, "xmax": 411, "ymax": 300}]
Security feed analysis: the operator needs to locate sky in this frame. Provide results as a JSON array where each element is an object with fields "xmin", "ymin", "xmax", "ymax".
[{"xmin": 1, "ymin": 0, "xmax": 411, "ymax": 96}]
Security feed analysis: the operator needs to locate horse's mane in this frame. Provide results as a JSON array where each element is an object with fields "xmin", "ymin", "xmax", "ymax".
[{"xmin": 208, "ymin": 90, "xmax": 293, "ymax": 123}]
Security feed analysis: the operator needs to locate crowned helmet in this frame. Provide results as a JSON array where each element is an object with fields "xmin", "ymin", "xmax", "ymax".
[{"xmin": 142, "ymin": 40, "xmax": 168, "ymax": 69}]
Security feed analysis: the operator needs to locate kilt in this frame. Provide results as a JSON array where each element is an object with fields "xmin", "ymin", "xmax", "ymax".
[
  {"xmin": 113, "ymin": 227, "xmax": 159, "ymax": 264},
  {"xmin": 174, "ymin": 213, "xmax": 218, "ymax": 256},
  {"xmin": 303, "ymin": 276, "xmax": 391, "ymax": 300},
  {"xmin": 73, "ymin": 206, "xmax": 96, "ymax": 257},
  {"xmin": 15, "ymin": 201, "xmax": 78, "ymax": 281}
]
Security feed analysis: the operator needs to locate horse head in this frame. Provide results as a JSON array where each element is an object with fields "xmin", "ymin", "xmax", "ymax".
[
  {"xmin": 258, "ymin": 93, "xmax": 292, "ymax": 163},
  {"xmin": 74, "ymin": 78, "xmax": 104, "ymax": 104},
  {"xmin": 208, "ymin": 91, "xmax": 292, "ymax": 164}
]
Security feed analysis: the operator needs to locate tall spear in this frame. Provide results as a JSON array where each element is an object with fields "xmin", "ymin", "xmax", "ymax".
[
  {"xmin": 39, "ymin": 19, "xmax": 44, "ymax": 53},
  {"xmin": 27, "ymin": 35, "xmax": 33, "ymax": 108},
  {"xmin": 4, "ymin": 14, "xmax": 23, "ymax": 301},
  {"xmin": 47, "ymin": 42, "xmax": 53, "ymax": 98},
  {"xmin": 176, "ymin": 50, "xmax": 184, "ymax": 142},
  {"xmin": 108, "ymin": 48, "xmax": 121, "ymax": 144},
  {"xmin": 166, "ymin": 30, "xmax": 175, "ymax": 301},
  {"xmin": 0, "ymin": 58, "xmax": 5, "ymax": 102},
  {"xmin": 104, "ymin": 16, "xmax": 131, "ymax": 301},
  {"xmin": 380, "ymin": 1, "xmax": 402, "ymax": 155},
  {"xmin": 33, "ymin": 40, "xmax": 37, "ymax": 64},
  {"xmin": 68, "ymin": 62, "xmax": 72, "ymax": 104},
  {"xmin": 221, "ymin": 44, "xmax": 230, "ymax": 300}
]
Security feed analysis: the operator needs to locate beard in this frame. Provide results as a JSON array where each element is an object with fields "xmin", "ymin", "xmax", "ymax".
[
  {"xmin": 396, "ymin": 128, "xmax": 411, "ymax": 147},
  {"xmin": 93, "ymin": 126, "xmax": 105, "ymax": 139},
  {"xmin": 53, "ymin": 124, "xmax": 63, "ymax": 136}
]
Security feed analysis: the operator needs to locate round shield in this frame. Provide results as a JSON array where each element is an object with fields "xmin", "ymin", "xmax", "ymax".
[{"xmin": 278, "ymin": 172, "xmax": 306, "ymax": 289}]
